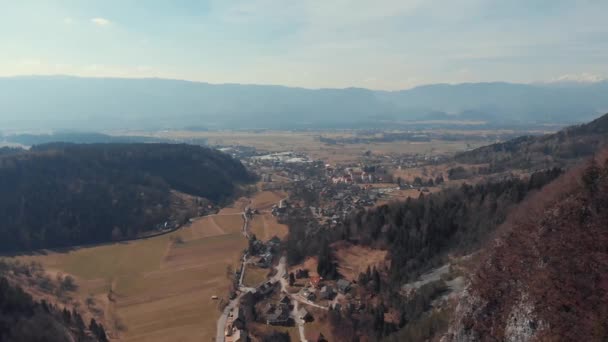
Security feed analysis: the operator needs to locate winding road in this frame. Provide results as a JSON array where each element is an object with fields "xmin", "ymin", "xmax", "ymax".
[{"xmin": 215, "ymin": 211, "xmax": 253, "ymax": 342}]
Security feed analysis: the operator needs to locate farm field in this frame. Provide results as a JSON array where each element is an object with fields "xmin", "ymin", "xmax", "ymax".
[
  {"xmin": 249, "ymin": 322, "xmax": 300, "ymax": 341},
  {"xmin": 120, "ymin": 130, "xmax": 492, "ymax": 165},
  {"xmin": 333, "ymin": 241, "xmax": 388, "ymax": 282},
  {"xmin": 242, "ymin": 265, "xmax": 269, "ymax": 288},
  {"xmin": 304, "ymin": 311, "xmax": 335, "ymax": 342},
  {"xmin": 14, "ymin": 212, "xmax": 247, "ymax": 341},
  {"xmin": 249, "ymin": 213, "xmax": 288, "ymax": 241},
  {"xmin": 250, "ymin": 190, "xmax": 287, "ymax": 211}
]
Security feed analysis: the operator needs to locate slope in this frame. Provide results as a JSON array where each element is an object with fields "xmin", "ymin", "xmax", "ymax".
[
  {"xmin": 454, "ymin": 112, "xmax": 608, "ymax": 171},
  {"xmin": 447, "ymin": 153, "xmax": 608, "ymax": 341},
  {"xmin": 0, "ymin": 143, "xmax": 253, "ymax": 252}
]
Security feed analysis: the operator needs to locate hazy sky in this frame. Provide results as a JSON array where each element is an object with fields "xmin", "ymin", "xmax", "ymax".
[{"xmin": 1, "ymin": 0, "xmax": 607, "ymax": 90}]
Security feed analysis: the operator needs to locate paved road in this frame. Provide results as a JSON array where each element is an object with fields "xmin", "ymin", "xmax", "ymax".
[
  {"xmin": 292, "ymin": 300, "xmax": 307, "ymax": 342},
  {"xmin": 273, "ymin": 256, "xmax": 308, "ymax": 342},
  {"xmin": 215, "ymin": 293, "xmax": 241, "ymax": 342},
  {"xmin": 216, "ymin": 211, "xmax": 252, "ymax": 342}
]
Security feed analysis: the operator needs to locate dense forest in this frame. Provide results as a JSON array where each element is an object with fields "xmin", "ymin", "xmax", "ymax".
[
  {"xmin": 448, "ymin": 153, "xmax": 608, "ymax": 341},
  {"xmin": 454, "ymin": 112, "xmax": 608, "ymax": 172},
  {"xmin": 0, "ymin": 143, "xmax": 254, "ymax": 252},
  {"xmin": 287, "ymin": 168, "xmax": 561, "ymax": 281}
]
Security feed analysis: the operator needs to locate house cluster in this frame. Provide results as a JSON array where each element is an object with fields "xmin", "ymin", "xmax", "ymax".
[
  {"xmin": 217, "ymin": 145, "xmax": 258, "ymax": 159},
  {"xmin": 248, "ymin": 152, "xmax": 324, "ymax": 185},
  {"xmin": 392, "ymin": 153, "xmax": 447, "ymax": 169},
  {"xmin": 249, "ymin": 236, "xmax": 281, "ymax": 268},
  {"xmin": 263, "ymin": 297, "xmax": 291, "ymax": 325},
  {"xmin": 271, "ymin": 199, "xmax": 289, "ymax": 217},
  {"xmin": 263, "ymin": 294, "xmax": 313, "ymax": 326},
  {"xmin": 315, "ymin": 185, "xmax": 376, "ymax": 226},
  {"xmin": 225, "ymin": 308, "xmax": 246, "ymax": 342},
  {"xmin": 251, "ymin": 151, "xmax": 313, "ymax": 165},
  {"xmin": 327, "ymin": 166, "xmax": 379, "ymax": 185},
  {"xmin": 292, "ymin": 269, "xmax": 352, "ymax": 306}
]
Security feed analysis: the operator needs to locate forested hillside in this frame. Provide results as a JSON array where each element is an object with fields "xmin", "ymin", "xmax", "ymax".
[
  {"xmin": 455, "ymin": 112, "xmax": 608, "ymax": 172},
  {"xmin": 447, "ymin": 152, "xmax": 608, "ymax": 341},
  {"xmin": 0, "ymin": 143, "xmax": 253, "ymax": 252},
  {"xmin": 284, "ymin": 169, "xmax": 561, "ymax": 340},
  {"xmin": 0, "ymin": 260, "xmax": 109, "ymax": 341}
]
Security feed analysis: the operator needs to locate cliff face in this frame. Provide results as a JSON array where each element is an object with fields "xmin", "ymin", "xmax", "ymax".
[{"xmin": 446, "ymin": 153, "xmax": 608, "ymax": 341}]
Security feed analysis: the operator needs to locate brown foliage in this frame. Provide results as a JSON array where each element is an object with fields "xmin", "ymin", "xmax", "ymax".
[{"xmin": 459, "ymin": 151, "xmax": 608, "ymax": 341}]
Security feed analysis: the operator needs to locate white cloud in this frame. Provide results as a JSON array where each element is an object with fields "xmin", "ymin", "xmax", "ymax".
[
  {"xmin": 63, "ymin": 17, "xmax": 73, "ymax": 25},
  {"xmin": 91, "ymin": 17, "xmax": 111, "ymax": 26},
  {"xmin": 18, "ymin": 58, "xmax": 42, "ymax": 67},
  {"xmin": 553, "ymin": 72, "xmax": 606, "ymax": 83}
]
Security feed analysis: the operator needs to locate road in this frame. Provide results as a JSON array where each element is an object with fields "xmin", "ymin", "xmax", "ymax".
[
  {"xmin": 216, "ymin": 199, "xmax": 304, "ymax": 341},
  {"xmin": 215, "ymin": 211, "xmax": 253, "ymax": 342},
  {"xmin": 215, "ymin": 292, "xmax": 242, "ymax": 342},
  {"xmin": 273, "ymin": 256, "xmax": 308, "ymax": 342}
]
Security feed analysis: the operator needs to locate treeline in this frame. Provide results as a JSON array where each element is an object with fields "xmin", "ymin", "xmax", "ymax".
[
  {"xmin": 0, "ymin": 143, "xmax": 254, "ymax": 252},
  {"xmin": 286, "ymin": 168, "xmax": 562, "ymax": 283},
  {"xmin": 346, "ymin": 168, "xmax": 562, "ymax": 284},
  {"xmin": 0, "ymin": 275, "xmax": 107, "ymax": 341},
  {"xmin": 455, "ymin": 112, "xmax": 608, "ymax": 172}
]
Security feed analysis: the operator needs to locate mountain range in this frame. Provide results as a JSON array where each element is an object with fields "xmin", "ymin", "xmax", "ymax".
[{"xmin": 1, "ymin": 76, "xmax": 607, "ymax": 130}]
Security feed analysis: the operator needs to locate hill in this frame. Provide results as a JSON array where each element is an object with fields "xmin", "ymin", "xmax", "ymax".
[
  {"xmin": 1, "ymin": 76, "xmax": 607, "ymax": 130},
  {"xmin": 447, "ymin": 152, "xmax": 608, "ymax": 341},
  {"xmin": 454, "ymin": 112, "xmax": 608, "ymax": 171},
  {"xmin": 282, "ymin": 168, "xmax": 561, "ymax": 341},
  {"xmin": 0, "ymin": 143, "xmax": 253, "ymax": 252},
  {"xmin": 0, "ymin": 131, "xmax": 177, "ymax": 146}
]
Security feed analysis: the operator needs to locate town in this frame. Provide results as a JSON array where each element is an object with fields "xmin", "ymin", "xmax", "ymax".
[{"xmin": 217, "ymin": 144, "xmax": 452, "ymax": 341}]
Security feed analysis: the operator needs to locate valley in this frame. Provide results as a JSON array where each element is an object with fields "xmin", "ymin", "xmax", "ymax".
[
  {"xmin": 1, "ymin": 112, "xmax": 607, "ymax": 341},
  {"xmin": 10, "ymin": 190, "xmax": 289, "ymax": 341},
  {"xmin": 3, "ymin": 3, "xmax": 607, "ymax": 341}
]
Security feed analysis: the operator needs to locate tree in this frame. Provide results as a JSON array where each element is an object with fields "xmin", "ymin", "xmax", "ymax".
[
  {"xmin": 583, "ymin": 158, "xmax": 601, "ymax": 193},
  {"xmin": 289, "ymin": 272, "xmax": 295, "ymax": 286},
  {"xmin": 317, "ymin": 239, "xmax": 338, "ymax": 279},
  {"xmin": 248, "ymin": 234, "xmax": 258, "ymax": 254},
  {"xmin": 60, "ymin": 275, "xmax": 77, "ymax": 292},
  {"xmin": 89, "ymin": 318, "xmax": 99, "ymax": 335}
]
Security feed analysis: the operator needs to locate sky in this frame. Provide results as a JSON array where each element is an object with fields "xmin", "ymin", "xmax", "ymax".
[{"xmin": 1, "ymin": 0, "xmax": 607, "ymax": 90}]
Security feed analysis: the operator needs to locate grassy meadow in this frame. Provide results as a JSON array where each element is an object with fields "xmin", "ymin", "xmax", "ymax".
[{"xmin": 15, "ymin": 212, "xmax": 248, "ymax": 341}]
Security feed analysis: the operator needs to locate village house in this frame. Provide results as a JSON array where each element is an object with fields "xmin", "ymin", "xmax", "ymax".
[
  {"xmin": 265, "ymin": 303, "xmax": 291, "ymax": 325},
  {"xmin": 300, "ymin": 287, "xmax": 316, "ymax": 301},
  {"xmin": 226, "ymin": 328, "xmax": 246, "ymax": 342},
  {"xmin": 319, "ymin": 285, "xmax": 335, "ymax": 300},
  {"xmin": 336, "ymin": 279, "xmax": 351, "ymax": 294},
  {"xmin": 256, "ymin": 281, "xmax": 275, "ymax": 297},
  {"xmin": 295, "ymin": 269, "xmax": 309, "ymax": 279},
  {"xmin": 298, "ymin": 307, "xmax": 312, "ymax": 322}
]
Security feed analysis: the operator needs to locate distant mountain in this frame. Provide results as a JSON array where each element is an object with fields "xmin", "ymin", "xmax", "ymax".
[
  {"xmin": 0, "ymin": 143, "xmax": 253, "ymax": 252},
  {"xmin": 376, "ymin": 82, "xmax": 608, "ymax": 123},
  {"xmin": 455, "ymin": 112, "xmax": 608, "ymax": 171},
  {"xmin": 1, "ymin": 76, "xmax": 607, "ymax": 130}
]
